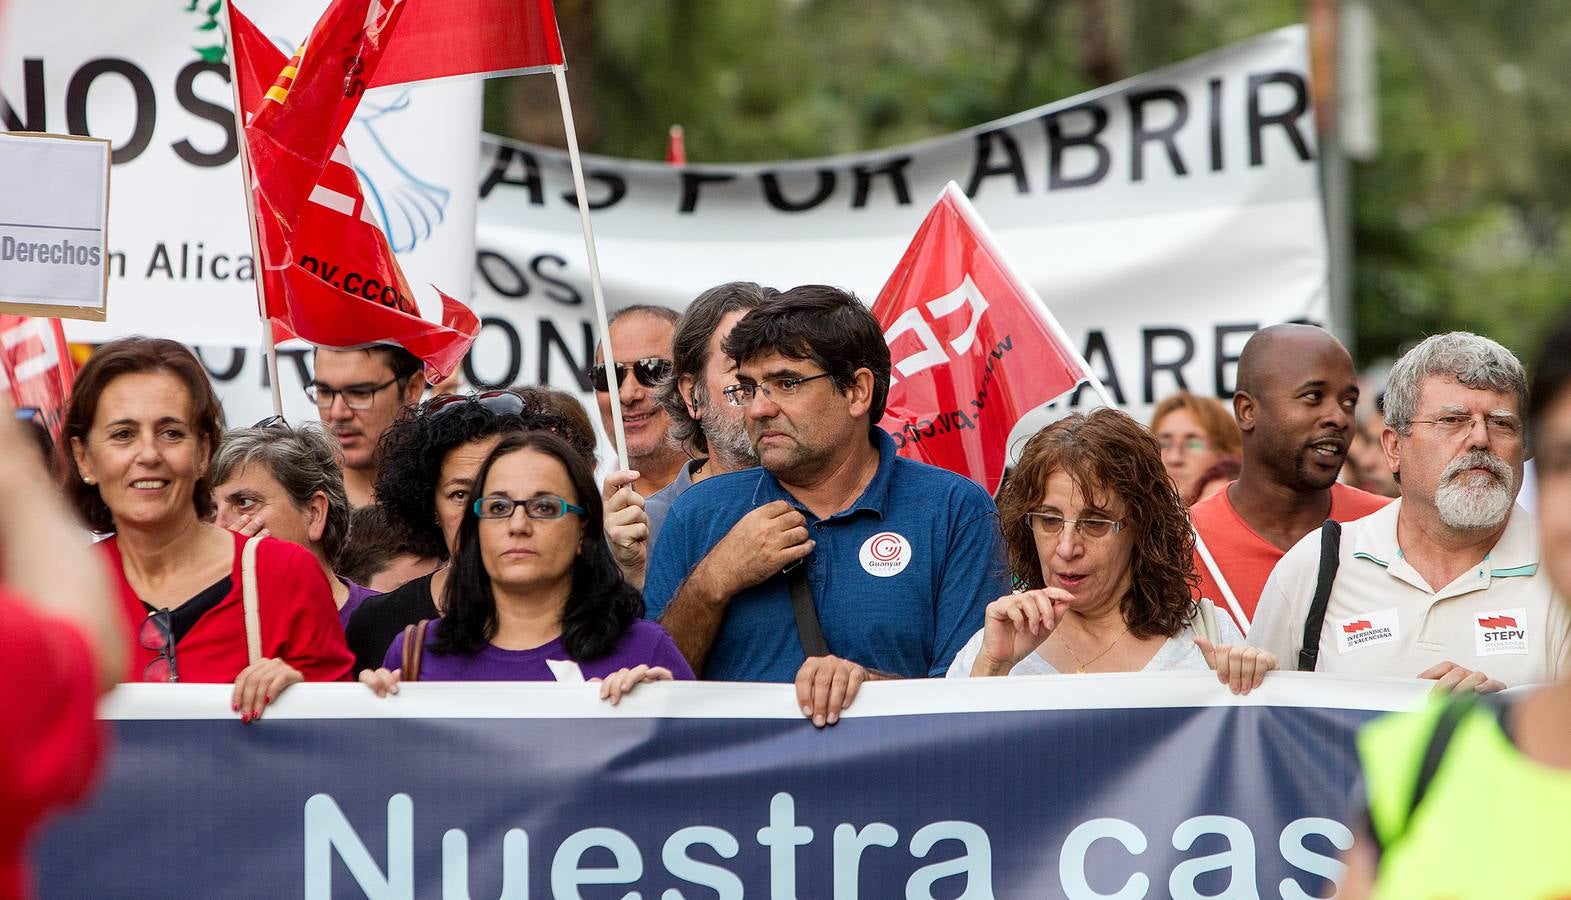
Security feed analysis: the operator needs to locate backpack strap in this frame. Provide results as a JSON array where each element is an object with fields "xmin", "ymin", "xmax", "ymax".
[
  {"xmin": 786, "ymin": 563, "xmax": 830, "ymax": 658},
  {"xmin": 241, "ymin": 534, "xmax": 265, "ymax": 666},
  {"xmin": 400, "ymin": 618, "xmax": 430, "ymax": 682},
  {"xmin": 1407, "ymin": 694, "xmax": 1478, "ymax": 823},
  {"xmin": 1297, "ymin": 520, "xmax": 1342, "ymax": 671}
]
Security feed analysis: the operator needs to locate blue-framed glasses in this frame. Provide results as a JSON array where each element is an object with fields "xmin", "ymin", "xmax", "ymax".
[{"xmin": 472, "ymin": 494, "xmax": 587, "ymax": 521}]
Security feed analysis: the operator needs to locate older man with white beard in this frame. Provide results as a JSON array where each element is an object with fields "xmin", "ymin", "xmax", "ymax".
[{"xmin": 1249, "ymin": 332, "xmax": 1571, "ymax": 689}]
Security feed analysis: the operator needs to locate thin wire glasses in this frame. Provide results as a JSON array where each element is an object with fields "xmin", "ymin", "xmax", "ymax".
[
  {"xmin": 721, "ymin": 373, "xmax": 834, "ymax": 407},
  {"xmin": 1023, "ymin": 512, "xmax": 1124, "ymax": 539}
]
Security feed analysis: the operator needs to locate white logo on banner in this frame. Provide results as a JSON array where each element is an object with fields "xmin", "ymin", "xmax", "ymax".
[
  {"xmin": 885, "ymin": 275, "xmax": 991, "ymax": 384},
  {"xmin": 1334, "ymin": 608, "xmax": 1400, "ymax": 654},
  {"xmin": 1475, "ymin": 607, "xmax": 1529, "ymax": 657},
  {"xmin": 859, "ymin": 532, "xmax": 912, "ymax": 577}
]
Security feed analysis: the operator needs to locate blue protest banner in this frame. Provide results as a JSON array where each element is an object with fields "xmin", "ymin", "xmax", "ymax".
[{"xmin": 35, "ymin": 673, "xmax": 1426, "ymax": 899}]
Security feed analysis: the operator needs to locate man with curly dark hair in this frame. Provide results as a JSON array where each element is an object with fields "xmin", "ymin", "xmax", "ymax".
[{"xmin": 341, "ymin": 391, "xmax": 592, "ymax": 673}]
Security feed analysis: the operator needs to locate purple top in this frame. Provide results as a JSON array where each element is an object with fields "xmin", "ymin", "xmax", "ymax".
[
  {"xmin": 384, "ymin": 618, "xmax": 696, "ymax": 682},
  {"xmin": 336, "ymin": 577, "xmax": 379, "ymax": 628}
]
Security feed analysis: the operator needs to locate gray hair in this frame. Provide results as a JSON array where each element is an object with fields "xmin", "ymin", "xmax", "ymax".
[
  {"xmin": 658, "ymin": 282, "xmax": 778, "ymax": 452},
  {"xmin": 212, "ymin": 424, "xmax": 349, "ymax": 566},
  {"xmin": 1384, "ymin": 332, "xmax": 1527, "ymax": 434}
]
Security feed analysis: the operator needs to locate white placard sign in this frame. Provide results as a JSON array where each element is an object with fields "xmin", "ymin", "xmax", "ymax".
[{"xmin": 0, "ymin": 131, "xmax": 111, "ymax": 319}]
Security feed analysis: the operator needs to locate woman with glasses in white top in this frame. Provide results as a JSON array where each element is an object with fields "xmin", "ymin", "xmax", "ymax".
[{"xmin": 948, "ymin": 409, "xmax": 1274, "ymax": 691}]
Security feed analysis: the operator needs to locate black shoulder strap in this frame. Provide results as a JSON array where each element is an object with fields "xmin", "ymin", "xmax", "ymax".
[
  {"xmin": 1297, "ymin": 519, "xmax": 1343, "ymax": 671},
  {"xmin": 1404, "ymin": 695, "xmax": 1478, "ymax": 828},
  {"xmin": 786, "ymin": 563, "xmax": 830, "ymax": 658}
]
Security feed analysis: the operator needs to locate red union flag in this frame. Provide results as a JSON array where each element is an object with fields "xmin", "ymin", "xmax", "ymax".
[
  {"xmin": 875, "ymin": 183, "xmax": 1097, "ymax": 493},
  {"xmin": 230, "ymin": 1, "xmax": 478, "ymax": 380},
  {"xmin": 369, "ymin": 0, "xmax": 563, "ymax": 88},
  {"xmin": 0, "ymin": 315, "xmax": 75, "ymax": 445}
]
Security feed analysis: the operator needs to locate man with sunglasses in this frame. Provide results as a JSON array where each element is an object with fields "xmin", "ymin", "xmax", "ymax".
[
  {"xmin": 307, "ymin": 345, "xmax": 427, "ymax": 508},
  {"xmin": 1250, "ymin": 332, "xmax": 1571, "ymax": 688},
  {"xmin": 645, "ymin": 286, "xmax": 1007, "ymax": 728},
  {"xmin": 592, "ymin": 305, "xmax": 685, "ymax": 499}
]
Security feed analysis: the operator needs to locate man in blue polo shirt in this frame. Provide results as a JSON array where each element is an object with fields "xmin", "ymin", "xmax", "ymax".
[{"xmin": 645, "ymin": 284, "xmax": 1008, "ymax": 726}]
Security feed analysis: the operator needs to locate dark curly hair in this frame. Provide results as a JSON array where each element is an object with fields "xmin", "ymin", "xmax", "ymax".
[
  {"xmin": 64, "ymin": 337, "xmax": 225, "ymax": 533},
  {"xmin": 431, "ymin": 431, "xmax": 643, "ymax": 661},
  {"xmin": 996, "ymin": 408, "xmax": 1198, "ymax": 639},
  {"xmin": 373, "ymin": 392, "xmax": 590, "ymax": 560}
]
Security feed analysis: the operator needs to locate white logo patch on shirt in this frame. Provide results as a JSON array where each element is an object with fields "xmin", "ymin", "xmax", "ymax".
[
  {"xmin": 859, "ymin": 531, "xmax": 912, "ymax": 577},
  {"xmin": 1334, "ymin": 608, "xmax": 1400, "ymax": 654},
  {"xmin": 1475, "ymin": 607, "xmax": 1528, "ymax": 657}
]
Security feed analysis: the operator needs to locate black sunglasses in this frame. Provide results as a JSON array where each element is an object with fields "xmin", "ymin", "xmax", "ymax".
[
  {"xmin": 139, "ymin": 608, "xmax": 179, "ymax": 683},
  {"xmin": 418, "ymin": 389, "xmax": 529, "ymax": 419},
  {"xmin": 589, "ymin": 357, "xmax": 672, "ymax": 393}
]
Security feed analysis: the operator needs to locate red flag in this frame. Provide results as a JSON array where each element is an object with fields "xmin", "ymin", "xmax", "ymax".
[
  {"xmin": 229, "ymin": 1, "xmax": 479, "ymax": 380},
  {"xmin": 369, "ymin": 0, "xmax": 563, "ymax": 88},
  {"xmin": 0, "ymin": 315, "xmax": 76, "ymax": 446},
  {"xmin": 665, "ymin": 125, "xmax": 687, "ymax": 165},
  {"xmin": 875, "ymin": 183, "xmax": 1096, "ymax": 494}
]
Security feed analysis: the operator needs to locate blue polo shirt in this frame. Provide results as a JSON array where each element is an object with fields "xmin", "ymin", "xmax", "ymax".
[{"xmin": 645, "ymin": 429, "xmax": 1007, "ymax": 682}]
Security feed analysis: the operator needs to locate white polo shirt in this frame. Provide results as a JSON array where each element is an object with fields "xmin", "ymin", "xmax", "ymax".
[{"xmin": 1248, "ymin": 499, "xmax": 1570, "ymax": 686}]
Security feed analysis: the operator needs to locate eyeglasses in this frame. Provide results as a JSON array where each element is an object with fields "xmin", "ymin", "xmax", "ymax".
[
  {"xmin": 1024, "ymin": 512, "xmax": 1125, "ymax": 539},
  {"xmin": 472, "ymin": 494, "xmax": 587, "ymax": 520},
  {"xmin": 1409, "ymin": 414, "xmax": 1523, "ymax": 441},
  {"xmin": 304, "ymin": 377, "xmax": 404, "ymax": 410},
  {"xmin": 419, "ymin": 389, "xmax": 528, "ymax": 419},
  {"xmin": 251, "ymin": 415, "xmax": 291, "ymax": 429},
  {"xmin": 590, "ymin": 358, "xmax": 673, "ymax": 393},
  {"xmin": 1158, "ymin": 437, "xmax": 1211, "ymax": 455},
  {"xmin": 722, "ymin": 373, "xmax": 834, "ymax": 407},
  {"xmin": 139, "ymin": 608, "xmax": 179, "ymax": 683}
]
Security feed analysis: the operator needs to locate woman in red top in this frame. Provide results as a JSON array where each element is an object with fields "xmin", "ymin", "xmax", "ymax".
[{"xmin": 63, "ymin": 338, "xmax": 353, "ymax": 721}]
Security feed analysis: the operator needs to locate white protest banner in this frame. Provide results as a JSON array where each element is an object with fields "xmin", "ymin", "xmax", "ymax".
[
  {"xmin": 0, "ymin": 0, "xmax": 481, "ymax": 420},
  {"xmin": 0, "ymin": 131, "xmax": 110, "ymax": 319},
  {"xmin": 469, "ymin": 24, "xmax": 1327, "ymax": 442}
]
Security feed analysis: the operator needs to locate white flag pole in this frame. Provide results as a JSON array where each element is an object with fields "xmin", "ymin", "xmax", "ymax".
[
  {"xmin": 551, "ymin": 63, "xmax": 629, "ymax": 472},
  {"xmin": 1192, "ymin": 525, "xmax": 1250, "ymax": 630},
  {"xmin": 939, "ymin": 182, "xmax": 1117, "ymax": 410},
  {"xmin": 222, "ymin": 1, "xmax": 284, "ymax": 418}
]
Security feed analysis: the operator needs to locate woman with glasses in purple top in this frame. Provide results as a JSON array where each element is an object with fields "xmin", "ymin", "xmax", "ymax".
[
  {"xmin": 359, "ymin": 431, "xmax": 692, "ymax": 701},
  {"xmin": 342, "ymin": 389, "xmax": 599, "ymax": 673}
]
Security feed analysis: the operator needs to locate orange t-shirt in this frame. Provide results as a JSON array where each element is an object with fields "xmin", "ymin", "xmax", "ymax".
[{"xmin": 1191, "ymin": 481, "xmax": 1391, "ymax": 629}]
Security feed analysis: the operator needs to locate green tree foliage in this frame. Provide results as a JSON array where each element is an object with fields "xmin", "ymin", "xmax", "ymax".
[{"xmin": 488, "ymin": 0, "xmax": 1571, "ymax": 365}]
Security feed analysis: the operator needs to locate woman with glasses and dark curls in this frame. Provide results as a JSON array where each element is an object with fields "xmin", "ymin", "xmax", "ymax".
[
  {"xmin": 946, "ymin": 408, "xmax": 1274, "ymax": 691},
  {"xmin": 359, "ymin": 431, "xmax": 692, "ymax": 701},
  {"xmin": 63, "ymin": 338, "xmax": 352, "ymax": 721},
  {"xmin": 343, "ymin": 389, "xmax": 602, "ymax": 673}
]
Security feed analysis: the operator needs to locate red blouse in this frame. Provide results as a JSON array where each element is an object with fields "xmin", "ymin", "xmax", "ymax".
[{"xmin": 106, "ymin": 531, "xmax": 353, "ymax": 684}]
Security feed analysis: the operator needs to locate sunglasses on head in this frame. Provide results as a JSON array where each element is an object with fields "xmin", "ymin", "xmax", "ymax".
[
  {"xmin": 419, "ymin": 389, "xmax": 528, "ymax": 419},
  {"xmin": 589, "ymin": 357, "xmax": 672, "ymax": 393}
]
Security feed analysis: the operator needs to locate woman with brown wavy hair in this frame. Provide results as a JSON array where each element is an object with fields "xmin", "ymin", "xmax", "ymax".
[{"xmin": 947, "ymin": 408, "xmax": 1275, "ymax": 690}]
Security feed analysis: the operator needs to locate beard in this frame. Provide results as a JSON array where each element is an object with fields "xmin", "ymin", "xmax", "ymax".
[
  {"xmin": 696, "ymin": 386, "xmax": 757, "ymax": 469},
  {"xmin": 1434, "ymin": 449, "xmax": 1516, "ymax": 530}
]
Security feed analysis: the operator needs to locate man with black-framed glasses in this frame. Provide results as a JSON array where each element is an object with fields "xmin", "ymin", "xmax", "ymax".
[
  {"xmin": 645, "ymin": 285, "xmax": 1007, "ymax": 728},
  {"xmin": 308, "ymin": 345, "xmax": 426, "ymax": 508}
]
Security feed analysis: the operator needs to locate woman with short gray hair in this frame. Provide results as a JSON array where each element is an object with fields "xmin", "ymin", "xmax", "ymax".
[{"xmin": 211, "ymin": 423, "xmax": 373, "ymax": 624}]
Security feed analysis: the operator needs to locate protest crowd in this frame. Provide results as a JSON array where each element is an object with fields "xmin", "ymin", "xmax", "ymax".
[
  {"xmin": 5, "ymin": 1, "xmax": 1571, "ymax": 897},
  {"xmin": 7, "ymin": 281, "xmax": 1571, "ymax": 894}
]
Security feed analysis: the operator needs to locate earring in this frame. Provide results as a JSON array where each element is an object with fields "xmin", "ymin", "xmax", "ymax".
[{"xmin": 83, "ymin": 475, "xmax": 95, "ymax": 485}]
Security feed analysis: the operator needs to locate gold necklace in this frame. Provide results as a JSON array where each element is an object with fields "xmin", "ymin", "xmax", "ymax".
[{"xmin": 1059, "ymin": 625, "xmax": 1129, "ymax": 673}]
